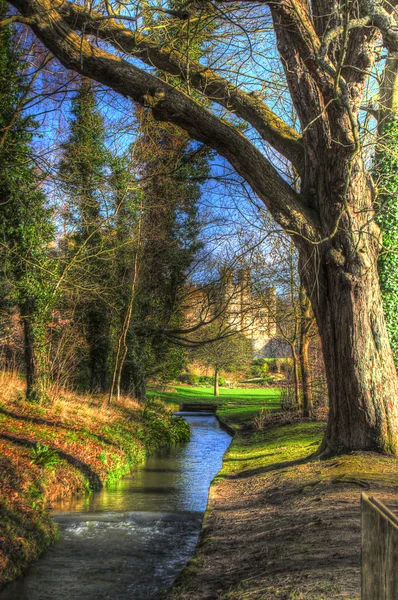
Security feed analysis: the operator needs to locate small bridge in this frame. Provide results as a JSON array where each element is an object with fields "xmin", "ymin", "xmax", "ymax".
[{"xmin": 179, "ymin": 403, "xmax": 219, "ymax": 413}]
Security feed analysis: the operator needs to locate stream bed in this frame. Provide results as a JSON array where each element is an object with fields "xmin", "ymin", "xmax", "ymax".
[{"xmin": 1, "ymin": 414, "xmax": 231, "ymax": 600}]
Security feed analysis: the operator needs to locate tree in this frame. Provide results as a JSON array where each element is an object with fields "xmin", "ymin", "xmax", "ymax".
[
  {"xmin": 254, "ymin": 236, "xmax": 316, "ymax": 416},
  {"xmin": 192, "ymin": 326, "xmax": 253, "ymax": 396},
  {"xmin": 121, "ymin": 109, "xmax": 209, "ymax": 400},
  {"xmin": 6, "ymin": 0, "xmax": 398, "ymax": 454},
  {"xmin": 0, "ymin": 1, "xmax": 55, "ymax": 402},
  {"xmin": 59, "ymin": 77, "xmax": 112, "ymax": 392},
  {"xmin": 375, "ymin": 49, "xmax": 398, "ymax": 367}
]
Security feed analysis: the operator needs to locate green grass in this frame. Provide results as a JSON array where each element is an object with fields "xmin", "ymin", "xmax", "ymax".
[
  {"xmin": 218, "ymin": 421, "xmax": 325, "ymax": 480},
  {"xmin": 148, "ymin": 386, "xmax": 281, "ymax": 429}
]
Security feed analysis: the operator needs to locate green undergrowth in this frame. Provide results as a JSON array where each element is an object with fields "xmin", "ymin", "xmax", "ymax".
[
  {"xmin": 148, "ymin": 385, "xmax": 281, "ymax": 429},
  {"xmin": 0, "ymin": 385, "xmax": 189, "ymax": 589}
]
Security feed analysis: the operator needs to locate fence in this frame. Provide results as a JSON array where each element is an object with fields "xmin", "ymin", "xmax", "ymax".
[{"xmin": 361, "ymin": 492, "xmax": 398, "ymax": 600}]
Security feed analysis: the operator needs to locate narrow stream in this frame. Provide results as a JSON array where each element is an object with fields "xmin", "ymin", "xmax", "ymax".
[{"xmin": 1, "ymin": 414, "xmax": 231, "ymax": 600}]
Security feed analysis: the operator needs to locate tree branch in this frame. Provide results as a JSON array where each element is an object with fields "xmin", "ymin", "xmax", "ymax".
[{"xmin": 55, "ymin": 0, "xmax": 304, "ymax": 172}]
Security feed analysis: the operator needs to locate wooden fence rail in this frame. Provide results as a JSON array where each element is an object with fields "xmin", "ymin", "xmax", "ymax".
[{"xmin": 361, "ymin": 493, "xmax": 398, "ymax": 600}]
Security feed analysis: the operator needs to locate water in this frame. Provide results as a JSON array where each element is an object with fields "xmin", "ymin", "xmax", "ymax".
[{"xmin": 1, "ymin": 415, "xmax": 231, "ymax": 600}]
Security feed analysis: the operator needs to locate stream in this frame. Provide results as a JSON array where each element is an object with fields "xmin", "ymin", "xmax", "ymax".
[{"xmin": 0, "ymin": 414, "xmax": 231, "ymax": 600}]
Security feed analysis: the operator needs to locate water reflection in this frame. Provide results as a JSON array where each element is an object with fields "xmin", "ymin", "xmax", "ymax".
[{"xmin": 1, "ymin": 415, "xmax": 231, "ymax": 600}]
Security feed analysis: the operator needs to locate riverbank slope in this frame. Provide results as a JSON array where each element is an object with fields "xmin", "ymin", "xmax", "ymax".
[
  {"xmin": 0, "ymin": 373, "xmax": 189, "ymax": 588},
  {"xmin": 167, "ymin": 406, "xmax": 398, "ymax": 600}
]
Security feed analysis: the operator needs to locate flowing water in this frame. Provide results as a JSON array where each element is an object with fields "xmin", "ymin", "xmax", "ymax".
[{"xmin": 1, "ymin": 414, "xmax": 231, "ymax": 600}]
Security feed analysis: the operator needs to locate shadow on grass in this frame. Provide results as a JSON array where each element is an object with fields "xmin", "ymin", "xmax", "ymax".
[
  {"xmin": 224, "ymin": 453, "xmax": 317, "ymax": 480},
  {"xmin": 0, "ymin": 432, "xmax": 102, "ymax": 489}
]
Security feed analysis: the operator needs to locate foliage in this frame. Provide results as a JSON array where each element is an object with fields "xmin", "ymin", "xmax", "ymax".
[
  {"xmin": 31, "ymin": 442, "xmax": 62, "ymax": 472},
  {"xmin": 178, "ymin": 373, "xmax": 200, "ymax": 385},
  {"xmin": 376, "ymin": 118, "xmax": 398, "ymax": 366},
  {"xmin": 58, "ymin": 78, "xmax": 113, "ymax": 392},
  {"xmin": 192, "ymin": 328, "xmax": 253, "ymax": 377},
  {"xmin": 0, "ymin": 1, "xmax": 56, "ymax": 401},
  {"xmin": 122, "ymin": 110, "xmax": 210, "ymax": 397}
]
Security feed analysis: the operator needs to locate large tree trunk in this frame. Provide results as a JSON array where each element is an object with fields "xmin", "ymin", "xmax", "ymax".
[{"xmin": 299, "ymin": 181, "xmax": 398, "ymax": 454}]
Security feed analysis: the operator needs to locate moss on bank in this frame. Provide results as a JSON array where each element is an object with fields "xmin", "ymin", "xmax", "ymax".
[{"xmin": 0, "ymin": 377, "xmax": 189, "ymax": 589}]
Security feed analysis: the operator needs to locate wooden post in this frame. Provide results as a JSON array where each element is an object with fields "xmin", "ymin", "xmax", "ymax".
[{"xmin": 361, "ymin": 493, "xmax": 398, "ymax": 599}]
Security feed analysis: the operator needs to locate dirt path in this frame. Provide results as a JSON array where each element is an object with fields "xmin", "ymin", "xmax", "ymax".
[{"xmin": 167, "ymin": 419, "xmax": 398, "ymax": 600}]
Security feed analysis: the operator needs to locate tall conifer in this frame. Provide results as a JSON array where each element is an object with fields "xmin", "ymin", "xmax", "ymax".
[
  {"xmin": 0, "ymin": 1, "xmax": 55, "ymax": 401},
  {"xmin": 59, "ymin": 78, "xmax": 112, "ymax": 392}
]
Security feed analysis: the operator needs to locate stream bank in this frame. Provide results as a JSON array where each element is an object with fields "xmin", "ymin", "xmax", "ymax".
[
  {"xmin": 167, "ymin": 412, "xmax": 398, "ymax": 600},
  {"xmin": 0, "ymin": 381, "xmax": 189, "ymax": 589}
]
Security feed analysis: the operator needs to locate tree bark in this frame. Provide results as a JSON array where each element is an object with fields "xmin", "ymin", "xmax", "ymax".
[
  {"xmin": 299, "ymin": 289, "xmax": 314, "ymax": 418},
  {"xmin": 214, "ymin": 366, "xmax": 219, "ymax": 397},
  {"xmin": 290, "ymin": 346, "xmax": 301, "ymax": 408},
  {"xmin": 299, "ymin": 195, "xmax": 398, "ymax": 454},
  {"xmin": 20, "ymin": 298, "xmax": 48, "ymax": 403},
  {"xmin": 133, "ymin": 372, "xmax": 147, "ymax": 403}
]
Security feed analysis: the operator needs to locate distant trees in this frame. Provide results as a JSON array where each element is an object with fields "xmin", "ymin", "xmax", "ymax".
[
  {"xmin": 0, "ymin": 1, "xmax": 55, "ymax": 402},
  {"xmin": 192, "ymin": 324, "xmax": 253, "ymax": 396},
  {"xmin": 253, "ymin": 233, "xmax": 319, "ymax": 417}
]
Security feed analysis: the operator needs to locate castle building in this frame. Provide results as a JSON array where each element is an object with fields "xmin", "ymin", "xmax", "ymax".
[
  {"xmin": 184, "ymin": 267, "xmax": 277, "ymax": 357},
  {"xmin": 218, "ymin": 267, "xmax": 277, "ymax": 357}
]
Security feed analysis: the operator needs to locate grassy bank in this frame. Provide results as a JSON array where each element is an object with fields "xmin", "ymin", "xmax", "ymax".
[
  {"xmin": 0, "ymin": 373, "xmax": 189, "ymax": 589},
  {"xmin": 167, "ymin": 392, "xmax": 398, "ymax": 600}
]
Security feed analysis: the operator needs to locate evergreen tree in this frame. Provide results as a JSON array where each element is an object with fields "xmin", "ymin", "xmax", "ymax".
[
  {"xmin": 121, "ymin": 110, "xmax": 210, "ymax": 400},
  {"xmin": 0, "ymin": 2, "xmax": 55, "ymax": 402},
  {"xmin": 59, "ymin": 78, "xmax": 112, "ymax": 392}
]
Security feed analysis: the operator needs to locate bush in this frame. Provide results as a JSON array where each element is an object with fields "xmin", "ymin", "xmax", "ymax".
[
  {"xmin": 31, "ymin": 442, "xmax": 62, "ymax": 472},
  {"xmin": 177, "ymin": 373, "xmax": 199, "ymax": 385},
  {"xmin": 198, "ymin": 375, "xmax": 214, "ymax": 385},
  {"xmin": 251, "ymin": 358, "xmax": 270, "ymax": 377}
]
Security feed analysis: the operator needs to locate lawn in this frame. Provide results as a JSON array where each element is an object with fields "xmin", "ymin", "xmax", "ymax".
[{"xmin": 148, "ymin": 385, "xmax": 281, "ymax": 429}]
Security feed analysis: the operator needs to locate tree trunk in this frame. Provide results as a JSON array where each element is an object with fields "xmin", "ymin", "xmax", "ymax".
[
  {"xmin": 133, "ymin": 371, "xmax": 147, "ymax": 403},
  {"xmin": 299, "ymin": 289, "xmax": 314, "ymax": 418},
  {"xmin": 214, "ymin": 366, "xmax": 219, "ymax": 397},
  {"xmin": 86, "ymin": 305, "xmax": 111, "ymax": 393},
  {"xmin": 299, "ymin": 228, "xmax": 398, "ymax": 454},
  {"xmin": 21, "ymin": 298, "xmax": 48, "ymax": 403},
  {"xmin": 290, "ymin": 346, "xmax": 301, "ymax": 408}
]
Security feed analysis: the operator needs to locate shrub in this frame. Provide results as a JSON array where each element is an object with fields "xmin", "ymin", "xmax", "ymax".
[
  {"xmin": 198, "ymin": 375, "xmax": 214, "ymax": 385},
  {"xmin": 177, "ymin": 373, "xmax": 199, "ymax": 385},
  {"xmin": 253, "ymin": 408, "xmax": 272, "ymax": 430},
  {"xmin": 31, "ymin": 442, "xmax": 62, "ymax": 472}
]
